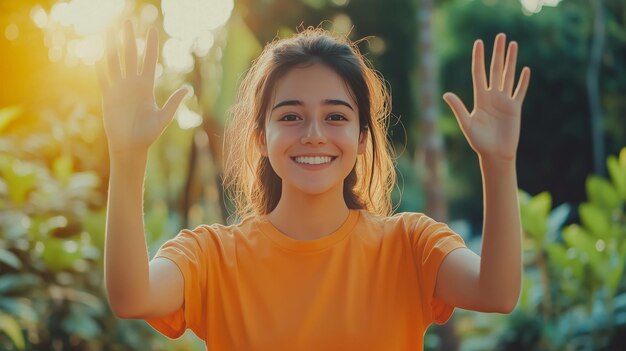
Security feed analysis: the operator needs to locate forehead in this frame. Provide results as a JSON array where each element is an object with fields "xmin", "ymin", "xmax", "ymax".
[{"xmin": 272, "ymin": 63, "xmax": 355, "ymax": 105}]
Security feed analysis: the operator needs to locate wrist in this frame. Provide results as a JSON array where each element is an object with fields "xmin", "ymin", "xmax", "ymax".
[
  {"xmin": 109, "ymin": 150, "xmax": 149, "ymax": 166},
  {"xmin": 479, "ymin": 153, "xmax": 516, "ymax": 164},
  {"xmin": 479, "ymin": 154, "xmax": 517, "ymax": 172}
]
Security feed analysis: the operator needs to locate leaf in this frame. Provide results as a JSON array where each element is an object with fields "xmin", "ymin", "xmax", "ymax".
[
  {"xmin": 607, "ymin": 154, "xmax": 626, "ymax": 201},
  {"xmin": 562, "ymin": 224, "xmax": 602, "ymax": 272},
  {"xmin": 546, "ymin": 202, "xmax": 571, "ymax": 243},
  {"xmin": 59, "ymin": 287, "xmax": 104, "ymax": 316},
  {"xmin": 82, "ymin": 209, "xmax": 106, "ymax": 251},
  {"xmin": 0, "ymin": 106, "xmax": 22, "ymax": 134},
  {"xmin": 546, "ymin": 243, "xmax": 583, "ymax": 299},
  {"xmin": 520, "ymin": 191, "xmax": 551, "ymax": 243},
  {"xmin": 40, "ymin": 238, "xmax": 82, "ymax": 272},
  {"xmin": 0, "ymin": 274, "xmax": 40, "ymax": 294},
  {"xmin": 607, "ymin": 249, "xmax": 626, "ymax": 298},
  {"xmin": 66, "ymin": 172, "xmax": 101, "ymax": 199},
  {"xmin": 615, "ymin": 292, "xmax": 626, "ymax": 312},
  {"xmin": 39, "ymin": 216, "xmax": 69, "ymax": 237},
  {"xmin": 0, "ymin": 157, "xmax": 38, "ymax": 205},
  {"xmin": 0, "ymin": 248, "xmax": 22, "ymax": 270},
  {"xmin": 518, "ymin": 189, "xmax": 530, "ymax": 203},
  {"xmin": 0, "ymin": 210, "xmax": 31, "ymax": 241},
  {"xmin": 546, "ymin": 243, "xmax": 568, "ymax": 269},
  {"xmin": 579, "ymin": 203, "xmax": 610, "ymax": 240},
  {"xmin": 586, "ymin": 176, "xmax": 622, "ymax": 211},
  {"xmin": 0, "ymin": 297, "xmax": 37, "ymax": 323},
  {"xmin": 0, "ymin": 311, "xmax": 25, "ymax": 350},
  {"xmin": 61, "ymin": 304, "xmax": 101, "ymax": 339},
  {"xmin": 52, "ymin": 154, "xmax": 73, "ymax": 185}
]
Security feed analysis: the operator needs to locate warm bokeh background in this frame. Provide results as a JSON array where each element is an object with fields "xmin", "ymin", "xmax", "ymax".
[{"xmin": 1, "ymin": 0, "xmax": 625, "ymax": 350}]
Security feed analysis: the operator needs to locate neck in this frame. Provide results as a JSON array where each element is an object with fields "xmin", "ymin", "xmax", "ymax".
[{"xmin": 267, "ymin": 184, "xmax": 350, "ymax": 240}]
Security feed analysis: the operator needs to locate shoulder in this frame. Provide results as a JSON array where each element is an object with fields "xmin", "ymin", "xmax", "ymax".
[
  {"xmin": 359, "ymin": 210, "xmax": 461, "ymax": 247},
  {"xmin": 355, "ymin": 210, "xmax": 442, "ymax": 242},
  {"xmin": 170, "ymin": 214, "xmax": 263, "ymax": 252},
  {"xmin": 358, "ymin": 210, "xmax": 435, "ymax": 232},
  {"xmin": 199, "ymin": 214, "xmax": 260, "ymax": 237}
]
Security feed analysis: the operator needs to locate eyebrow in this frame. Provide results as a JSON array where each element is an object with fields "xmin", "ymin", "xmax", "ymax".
[{"xmin": 271, "ymin": 99, "xmax": 354, "ymax": 111}]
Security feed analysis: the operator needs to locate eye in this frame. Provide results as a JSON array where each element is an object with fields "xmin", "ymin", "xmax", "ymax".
[
  {"xmin": 327, "ymin": 114, "xmax": 347, "ymax": 121},
  {"xmin": 279, "ymin": 114, "xmax": 300, "ymax": 122}
]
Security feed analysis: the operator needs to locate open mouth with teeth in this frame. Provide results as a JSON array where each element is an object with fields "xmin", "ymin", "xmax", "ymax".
[{"xmin": 291, "ymin": 156, "xmax": 338, "ymax": 165}]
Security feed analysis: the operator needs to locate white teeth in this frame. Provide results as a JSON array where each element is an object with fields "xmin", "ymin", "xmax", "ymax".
[{"xmin": 294, "ymin": 156, "xmax": 333, "ymax": 165}]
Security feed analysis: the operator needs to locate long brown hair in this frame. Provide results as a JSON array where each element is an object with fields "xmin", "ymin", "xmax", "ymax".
[{"xmin": 223, "ymin": 27, "xmax": 396, "ymax": 220}]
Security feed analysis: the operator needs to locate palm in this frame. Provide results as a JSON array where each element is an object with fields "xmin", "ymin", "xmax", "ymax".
[
  {"xmin": 98, "ymin": 21, "xmax": 187, "ymax": 156},
  {"xmin": 444, "ymin": 34, "xmax": 530, "ymax": 161}
]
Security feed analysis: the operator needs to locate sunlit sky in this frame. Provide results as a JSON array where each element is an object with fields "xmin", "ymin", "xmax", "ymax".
[
  {"xmin": 22, "ymin": 0, "xmax": 234, "ymax": 129},
  {"xmin": 29, "ymin": 0, "xmax": 233, "ymax": 72},
  {"xmin": 4, "ymin": 0, "xmax": 560, "ymax": 129},
  {"xmin": 19, "ymin": 0, "xmax": 558, "ymax": 69}
]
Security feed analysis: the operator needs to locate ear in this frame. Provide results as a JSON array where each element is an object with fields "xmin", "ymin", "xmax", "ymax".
[{"xmin": 357, "ymin": 129, "xmax": 368, "ymax": 155}]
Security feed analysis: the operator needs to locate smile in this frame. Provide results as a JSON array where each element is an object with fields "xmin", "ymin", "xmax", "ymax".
[{"xmin": 292, "ymin": 156, "xmax": 337, "ymax": 165}]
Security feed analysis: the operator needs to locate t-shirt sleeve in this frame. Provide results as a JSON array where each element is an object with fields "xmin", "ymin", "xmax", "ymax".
[
  {"xmin": 409, "ymin": 213, "xmax": 466, "ymax": 326},
  {"xmin": 144, "ymin": 227, "xmax": 209, "ymax": 340}
]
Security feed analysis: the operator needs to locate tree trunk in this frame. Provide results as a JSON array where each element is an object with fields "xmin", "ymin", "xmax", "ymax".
[
  {"xmin": 587, "ymin": 0, "xmax": 606, "ymax": 176},
  {"xmin": 180, "ymin": 57, "xmax": 226, "ymax": 228},
  {"xmin": 416, "ymin": 0, "xmax": 458, "ymax": 349}
]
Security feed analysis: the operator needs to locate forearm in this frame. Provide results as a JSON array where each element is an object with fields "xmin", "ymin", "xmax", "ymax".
[
  {"xmin": 478, "ymin": 155, "xmax": 522, "ymax": 311},
  {"xmin": 104, "ymin": 152, "xmax": 151, "ymax": 317}
]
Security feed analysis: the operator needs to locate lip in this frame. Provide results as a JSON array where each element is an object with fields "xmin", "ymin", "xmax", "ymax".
[{"xmin": 291, "ymin": 154, "xmax": 337, "ymax": 157}]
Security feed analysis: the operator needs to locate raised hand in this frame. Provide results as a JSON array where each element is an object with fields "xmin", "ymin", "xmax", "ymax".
[
  {"xmin": 98, "ymin": 20, "xmax": 188, "ymax": 156},
  {"xmin": 443, "ymin": 33, "xmax": 530, "ymax": 161}
]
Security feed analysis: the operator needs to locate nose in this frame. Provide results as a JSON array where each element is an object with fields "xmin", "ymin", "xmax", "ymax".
[{"xmin": 301, "ymin": 118, "xmax": 327, "ymax": 145}]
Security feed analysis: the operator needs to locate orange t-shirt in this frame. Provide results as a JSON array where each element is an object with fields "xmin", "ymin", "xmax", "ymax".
[{"xmin": 145, "ymin": 209, "xmax": 466, "ymax": 350}]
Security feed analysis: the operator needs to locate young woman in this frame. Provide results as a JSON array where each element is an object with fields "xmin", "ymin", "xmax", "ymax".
[{"xmin": 101, "ymin": 20, "xmax": 529, "ymax": 350}]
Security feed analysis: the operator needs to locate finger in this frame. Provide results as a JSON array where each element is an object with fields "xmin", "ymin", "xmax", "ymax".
[
  {"xmin": 160, "ymin": 88, "xmax": 190, "ymax": 122},
  {"xmin": 513, "ymin": 67, "xmax": 531, "ymax": 103},
  {"xmin": 443, "ymin": 92, "xmax": 471, "ymax": 135},
  {"xmin": 96, "ymin": 59, "xmax": 109, "ymax": 93},
  {"xmin": 124, "ymin": 20, "xmax": 138, "ymax": 78},
  {"xmin": 472, "ymin": 39, "xmax": 488, "ymax": 92},
  {"xmin": 502, "ymin": 41, "xmax": 518, "ymax": 96},
  {"xmin": 106, "ymin": 29, "xmax": 122, "ymax": 82},
  {"xmin": 141, "ymin": 27, "xmax": 159, "ymax": 84},
  {"xmin": 472, "ymin": 39, "xmax": 487, "ymax": 110},
  {"xmin": 489, "ymin": 33, "xmax": 506, "ymax": 91}
]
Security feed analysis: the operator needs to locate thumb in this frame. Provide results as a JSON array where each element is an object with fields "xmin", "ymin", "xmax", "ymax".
[
  {"xmin": 443, "ymin": 92, "xmax": 471, "ymax": 135},
  {"xmin": 159, "ymin": 88, "xmax": 190, "ymax": 122}
]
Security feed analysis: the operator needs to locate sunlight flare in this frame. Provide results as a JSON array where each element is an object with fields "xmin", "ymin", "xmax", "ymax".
[
  {"xmin": 161, "ymin": 0, "xmax": 234, "ymax": 71},
  {"xmin": 37, "ymin": 0, "xmax": 126, "ymax": 65},
  {"xmin": 520, "ymin": 0, "xmax": 563, "ymax": 14}
]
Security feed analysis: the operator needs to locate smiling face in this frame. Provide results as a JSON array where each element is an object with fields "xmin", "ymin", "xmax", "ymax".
[{"xmin": 258, "ymin": 63, "xmax": 367, "ymax": 199}]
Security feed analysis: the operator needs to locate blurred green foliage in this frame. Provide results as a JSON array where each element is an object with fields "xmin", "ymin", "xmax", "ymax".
[
  {"xmin": 0, "ymin": 105, "xmax": 201, "ymax": 350},
  {"xmin": 452, "ymin": 147, "xmax": 626, "ymax": 350}
]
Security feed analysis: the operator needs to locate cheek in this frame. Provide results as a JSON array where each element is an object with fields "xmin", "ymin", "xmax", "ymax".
[
  {"xmin": 334, "ymin": 128, "xmax": 362, "ymax": 150},
  {"xmin": 265, "ymin": 130, "xmax": 291, "ymax": 153}
]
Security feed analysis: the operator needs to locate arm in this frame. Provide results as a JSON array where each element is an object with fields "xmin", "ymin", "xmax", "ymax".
[
  {"xmin": 434, "ymin": 33, "xmax": 531, "ymax": 313},
  {"xmin": 106, "ymin": 153, "xmax": 185, "ymax": 319},
  {"xmin": 101, "ymin": 20, "xmax": 188, "ymax": 318}
]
